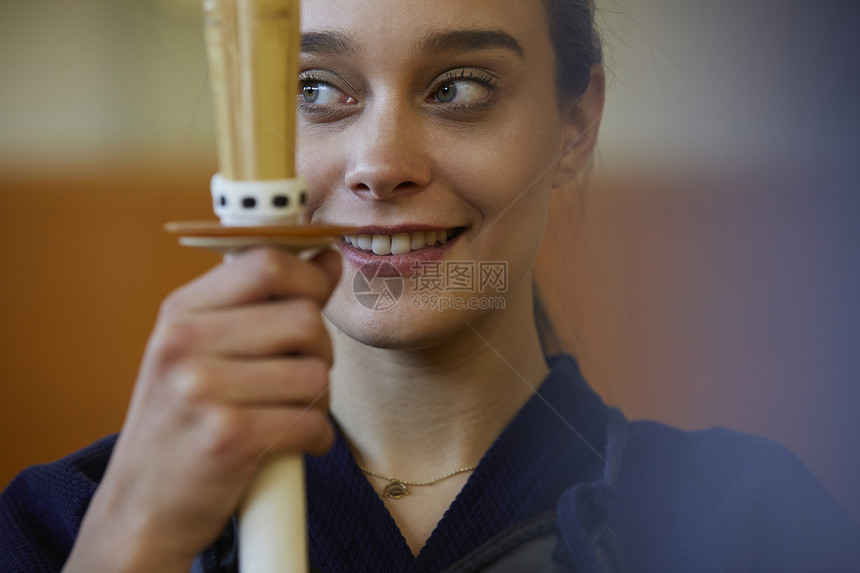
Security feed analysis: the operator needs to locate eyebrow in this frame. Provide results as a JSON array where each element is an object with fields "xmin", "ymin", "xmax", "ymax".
[
  {"xmin": 301, "ymin": 31, "xmax": 357, "ymax": 55},
  {"xmin": 417, "ymin": 29, "xmax": 525, "ymax": 58},
  {"xmin": 301, "ymin": 29, "xmax": 525, "ymax": 58}
]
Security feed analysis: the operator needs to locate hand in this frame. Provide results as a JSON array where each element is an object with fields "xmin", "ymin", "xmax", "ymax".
[{"xmin": 64, "ymin": 247, "xmax": 341, "ymax": 572}]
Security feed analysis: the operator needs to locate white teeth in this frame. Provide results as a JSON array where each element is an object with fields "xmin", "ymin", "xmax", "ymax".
[
  {"xmin": 411, "ymin": 231, "xmax": 425, "ymax": 250},
  {"xmin": 371, "ymin": 235, "xmax": 391, "ymax": 255},
  {"xmin": 391, "ymin": 233, "xmax": 412, "ymax": 255},
  {"xmin": 346, "ymin": 229, "xmax": 459, "ymax": 255}
]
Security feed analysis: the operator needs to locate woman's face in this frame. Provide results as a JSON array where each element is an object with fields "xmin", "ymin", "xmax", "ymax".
[{"xmin": 299, "ymin": 0, "xmax": 573, "ymax": 349}]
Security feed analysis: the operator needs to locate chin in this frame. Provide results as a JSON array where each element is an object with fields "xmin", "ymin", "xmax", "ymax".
[
  {"xmin": 324, "ymin": 288, "xmax": 485, "ymax": 352},
  {"xmin": 333, "ymin": 323, "xmax": 442, "ymax": 351}
]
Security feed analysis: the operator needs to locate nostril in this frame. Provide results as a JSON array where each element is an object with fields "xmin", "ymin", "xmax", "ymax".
[
  {"xmin": 344, "ymin": 155, "xmax": 432, "ymax": 199},
  {"xmin": 350, "ymin": 181, "xmax": 422, "ymax": 198}
]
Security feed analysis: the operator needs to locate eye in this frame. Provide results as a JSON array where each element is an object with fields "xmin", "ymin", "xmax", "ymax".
[
  {"xmin": 300, "ymin": 81, "xmax": 347, "ymax": 105},
  {"xmin": 297, "ymin": 72, "xmax": 359, "ymax": 123},
  {"xmin": 433, "ymin": 80, "xmax": 491, "ymax": 104},
  {"xmin": 429, "ymin": 69, "xmax": 498, "ymax": 109}
]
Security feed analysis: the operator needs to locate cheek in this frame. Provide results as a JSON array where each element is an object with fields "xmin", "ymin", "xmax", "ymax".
[{"xmin": 437, "ymin": 115, "xmax": 561, "ymax": 227}]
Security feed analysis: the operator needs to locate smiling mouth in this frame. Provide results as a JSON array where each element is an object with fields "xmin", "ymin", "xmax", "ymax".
[{"xmin": 342, "ymin": 228, "xmax": 464, "ymax": 256}]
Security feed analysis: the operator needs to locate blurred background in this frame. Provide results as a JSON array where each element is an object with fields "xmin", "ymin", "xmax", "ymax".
[{"xmin": 1, "ymin": 0, "xmax": 858, "ymax": 524}]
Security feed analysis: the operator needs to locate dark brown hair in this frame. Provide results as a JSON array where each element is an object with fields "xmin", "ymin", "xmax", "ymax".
[{"xmin": 541, "ymin": 0, "xmax": 603, "ymax": 100}]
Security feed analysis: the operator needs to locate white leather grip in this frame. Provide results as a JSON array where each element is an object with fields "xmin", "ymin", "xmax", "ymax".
[{"xmin": 211, "ymin": 173, "xmax": 307, "ymax": 226}]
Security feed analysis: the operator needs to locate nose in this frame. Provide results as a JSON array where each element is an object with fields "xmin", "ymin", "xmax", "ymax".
[{"xmin": 343, "ymin": 103, "xmax": 432, "ymax": 200}]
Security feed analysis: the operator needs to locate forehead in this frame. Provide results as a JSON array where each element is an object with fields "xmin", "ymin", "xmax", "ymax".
[{"xmin": 301, "ymin": 0, "xmax": 552, "ymax": 61}]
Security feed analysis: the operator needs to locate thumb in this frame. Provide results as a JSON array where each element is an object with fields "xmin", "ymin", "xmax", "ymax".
[{"xmin": 309, "ymin": 247, "xmax": 343, "ymax": 293}]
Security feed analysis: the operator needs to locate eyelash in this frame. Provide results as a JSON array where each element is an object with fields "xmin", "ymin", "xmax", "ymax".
[
  {"xmin": 433, "ymin": 69, "xmax": 499, "ymax": 92},
  {"xmin": 429, "ymin": 68, "xmax": 499, "ymax": 113},
  {"xmin": 296, "ymin": 72, "xmax": 350, "ymax": 119}
]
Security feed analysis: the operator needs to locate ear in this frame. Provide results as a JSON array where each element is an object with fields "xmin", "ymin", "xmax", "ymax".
[{"xmin": 552, "ymin": 65, "xmax": 605, "ymax": 189}]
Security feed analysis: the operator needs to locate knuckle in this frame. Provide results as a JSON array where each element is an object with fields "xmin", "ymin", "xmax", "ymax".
[
  {"xmin": 150, "ymin": 317, "xmax": 201, "ymax": 362},
  {"xmin": 169, "ymin": 362, "xmax": 214, "ymax": 404},
  {"xmin": 283, "ymin": 410, "xmax": 333, "ymax": 457},
  {"xmin": 159, "ymin": 288, "xmax": 187, "ymax": 318},
  {"xmin": 247, "ymin": 248, "xmax": 290, "ymax": 283},
  {"xmin": 203, "ymin": 408, "xmax": 251, "ymax": 461}
]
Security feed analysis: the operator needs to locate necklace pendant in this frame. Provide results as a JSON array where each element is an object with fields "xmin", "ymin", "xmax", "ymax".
[{"xmin": 382, "ymin": 480, "xmax": 408, "ymax": 499}]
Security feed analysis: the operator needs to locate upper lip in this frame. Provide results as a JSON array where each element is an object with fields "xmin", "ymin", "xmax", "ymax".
[{"xmin": 347, "ymin": 224, "xmax": 464, "ymax": 235}]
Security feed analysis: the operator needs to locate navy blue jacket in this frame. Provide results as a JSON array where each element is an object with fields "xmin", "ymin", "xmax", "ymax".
[{"xmin": 3, "ymin": 355, "xmax": 859, "ymax": 571}]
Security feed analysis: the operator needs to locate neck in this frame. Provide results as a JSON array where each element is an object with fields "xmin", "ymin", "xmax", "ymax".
[{"xmin": 326, "ymin": 290, "xmax": 550, "ymax": 481}]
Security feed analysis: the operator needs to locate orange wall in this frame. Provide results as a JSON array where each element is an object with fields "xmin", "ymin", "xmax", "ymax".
[{"xmin": 0, "ymin": 155, "xmax": 216, "ymax": 484}]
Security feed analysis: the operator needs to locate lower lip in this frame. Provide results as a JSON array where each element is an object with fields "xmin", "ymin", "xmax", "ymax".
[{"xmin": 338, "ymin": 233, "xmax": 462, "ymax": 276}]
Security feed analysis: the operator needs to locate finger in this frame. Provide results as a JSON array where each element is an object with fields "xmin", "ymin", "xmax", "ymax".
[
  {"xmin": 189, "ymin": 298, "xmax": 333, "ymax": 361},
  {"xmin": 164, "ymin": 248, "xmax": 338, "ymax": 313},
  {"xmin": 171, "ymin": 356, "xmax": 331, "ymax": 409},
  {"xmin": 251, "ymin": 405, "xmax": 335, "ymax": 459},
  {"xmin": 203, "ymin": 405, "xmax": 335, "ymax": 466},
  {"xmin": 309, "ymin": 248, "xmax": 342, "ymax": 293}
]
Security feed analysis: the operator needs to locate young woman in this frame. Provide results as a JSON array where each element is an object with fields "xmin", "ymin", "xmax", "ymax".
[{"xmin": 2, "ymin": 1, "xmax": 859, "ymax": 571}]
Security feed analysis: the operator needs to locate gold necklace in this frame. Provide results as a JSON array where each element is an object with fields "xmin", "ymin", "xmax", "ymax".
[{"xmin": 359, "ymin": 466, "xmax": 476, "ymax": 499}]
